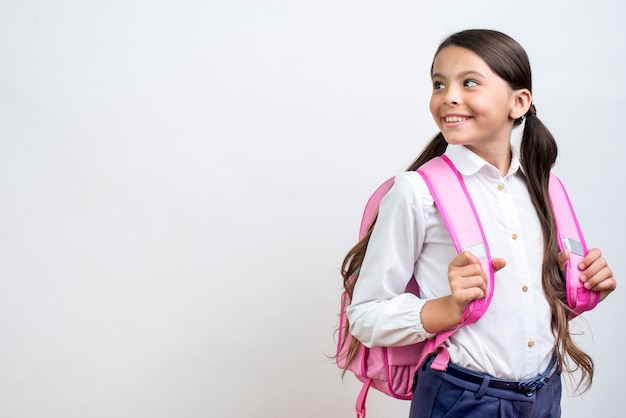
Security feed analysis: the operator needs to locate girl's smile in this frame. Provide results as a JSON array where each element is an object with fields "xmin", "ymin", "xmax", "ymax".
[{"xmin": 442, "ymin": 114, "xmax": 472, "ymax": 125}]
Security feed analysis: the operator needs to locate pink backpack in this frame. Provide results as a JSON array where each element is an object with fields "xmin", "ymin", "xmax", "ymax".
[{"xmin": 336, "ymin": 156, "xmax": 600, "ymax": 418}]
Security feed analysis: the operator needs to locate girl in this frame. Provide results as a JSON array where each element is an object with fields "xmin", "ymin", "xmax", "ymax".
[{"xmin": 342, "ymin": 29, "xmax": 616, "ymax": 417}]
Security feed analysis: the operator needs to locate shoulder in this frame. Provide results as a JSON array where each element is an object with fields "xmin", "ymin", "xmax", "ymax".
[{"xmin": 380, "ymin": 171, "xmax": 434, "ymax": 212}]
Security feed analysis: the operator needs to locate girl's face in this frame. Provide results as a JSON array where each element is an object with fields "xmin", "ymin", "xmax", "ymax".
[{"xmin": 430, "ymin": 46, "xmax": 522, "ymax": 157}]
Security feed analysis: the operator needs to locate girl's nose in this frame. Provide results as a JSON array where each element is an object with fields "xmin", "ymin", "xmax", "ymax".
[{"xmin": 443, "ymin": 88, "xmax": 460, "ymax": 106}]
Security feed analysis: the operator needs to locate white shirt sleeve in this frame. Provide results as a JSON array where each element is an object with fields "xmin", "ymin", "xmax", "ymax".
[{"xmin": 345, "ymin": 172, "xmax": 435, "ymax": 348}]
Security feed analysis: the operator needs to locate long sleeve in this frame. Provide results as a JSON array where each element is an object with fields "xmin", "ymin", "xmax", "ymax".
[{"xmin": 345, "ymin": 172, "xmax": 435, "ymax": 347}]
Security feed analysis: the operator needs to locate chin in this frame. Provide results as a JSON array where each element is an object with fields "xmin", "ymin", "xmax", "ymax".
[{"xmin": 441, "ymin": 135, "xmax": 469, "ymax": 146}]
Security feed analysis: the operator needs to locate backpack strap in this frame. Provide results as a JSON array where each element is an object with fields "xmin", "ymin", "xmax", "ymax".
[
  {"xmin": 548, "ymin": 174, "xmax": 601, "ymax": 315},
  {"xmin": 359, "ymin": 177, "xmax": 395, "ymax": 238},
  {"xmin": 416, "ymin": 155, "xmax": 495, "ymax": 370}
]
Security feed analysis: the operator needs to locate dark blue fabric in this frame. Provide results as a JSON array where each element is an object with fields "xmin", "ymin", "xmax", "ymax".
[{"xmin": 409, "ymin": 360, "xmax": 562, "ymax": 418}]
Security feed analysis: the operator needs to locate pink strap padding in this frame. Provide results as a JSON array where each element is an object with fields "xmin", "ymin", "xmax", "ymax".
[
  {"xmin": 359, "ymin": 178, "xmax": 395, "ymax": 238},
  {"xmin": 418, "ymin": 156, "xmax": 494, "ymax": 326},
  {"xmin": 548, "ymin": 175, "xmax": 600, "ymax": 314}
]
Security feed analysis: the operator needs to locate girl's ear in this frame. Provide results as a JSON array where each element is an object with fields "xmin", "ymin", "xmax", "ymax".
[{"xmin": 510, "ymin": 89, "xmax": 532, "ymax": 120}]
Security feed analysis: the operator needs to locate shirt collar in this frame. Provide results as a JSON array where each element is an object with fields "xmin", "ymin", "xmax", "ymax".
[{"xmin": 444, "ymin": 144, "xmax": 523, "ymax": 178}]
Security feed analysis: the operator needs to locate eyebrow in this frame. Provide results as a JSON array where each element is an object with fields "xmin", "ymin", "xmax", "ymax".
[{"xmin": 431, "ymin": 70, "xmax": 486, "ymax": 79}]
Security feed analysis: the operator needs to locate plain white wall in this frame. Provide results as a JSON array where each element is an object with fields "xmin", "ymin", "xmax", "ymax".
[{"xmin": 1, "ymin": 1, "xmax": 624, "ymax": 417}]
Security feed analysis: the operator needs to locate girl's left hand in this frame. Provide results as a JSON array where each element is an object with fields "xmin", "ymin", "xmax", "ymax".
[{"xmin": 558, "ymin": 248, "xmax": 617, "ymax": 302}]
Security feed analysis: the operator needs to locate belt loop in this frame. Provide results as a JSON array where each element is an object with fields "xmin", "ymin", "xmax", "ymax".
[{"xmin": 475, "ymin": 375, "xmax": 491, "ymax": 400}]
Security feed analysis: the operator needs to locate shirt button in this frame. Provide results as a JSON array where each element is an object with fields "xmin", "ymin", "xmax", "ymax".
[
  {"xmin": 511, "ymin": 233, "xmax": 519, "ymax": 240},
  {"xmin": 522, "ymin": 285, "xmax": 529, "ymax": 292},
  {"xmin": 497, "ymin": 183, "xmax": 504, "ymax": 191},
  {"xmin": 528, "ymin": 339, "xmax": 535, "ymax": 347}
]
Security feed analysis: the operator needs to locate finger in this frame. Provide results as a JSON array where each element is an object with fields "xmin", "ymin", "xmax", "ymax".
[
  {"xmin": 592, "ymin": 275, "xmax": 616, "ymax": 293},
  {"xmin": 557, "ymin": 250, "xmax": 569, "ymax": 275},
  {"xmin": 580, "ymin": 255, "xmax": 609, "ymax": 284},
  {"xmin": 450, "ymin": 250, "xmax": 481, "ymax": 268},
  {"xmin": 590, "ymin": 272, "xmax": 616, "ymax": 293},
  {"xmin": 463, "ymin": 262, "xmax": 486, "ymax": 277},
  {"xmin": 599, "ymin": 275, "xmax": 617, "ymax": 301},
  {"xmin": 579, "ymin": 247, "xmax": 602, "ymax": 271},
  {"xmin": 459, "ymin": 287, "xmax": 486, "ymax": 303},
  {"xmin": 584, "ymin": 266, "xmax": 615, "ymax": 291},
  {"xmin": 449, "ymin": 269, "xmax": 488, "ymax": 294},
  {"xmin": 450, "ymin": 277, "xmax": 487, "ymax": 305},
  {"xmin": 491, "ymin": 257, "xmax": 507, "ymax": 272}
]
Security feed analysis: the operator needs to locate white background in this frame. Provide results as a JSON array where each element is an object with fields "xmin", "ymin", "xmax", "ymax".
[{"xmin": 1, "ymin": 1, "xmax": 624, "ymax": 417}]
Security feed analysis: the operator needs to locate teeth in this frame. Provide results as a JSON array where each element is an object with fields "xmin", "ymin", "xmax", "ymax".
[{"xmin": 444, "ymin": 116, "xmax": 468, "ymax": 123}]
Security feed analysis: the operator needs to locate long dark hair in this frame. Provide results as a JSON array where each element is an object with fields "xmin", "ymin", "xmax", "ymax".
[{"xmin": 340, "ymin": 29, "xmax": 593, "ymax": 392}]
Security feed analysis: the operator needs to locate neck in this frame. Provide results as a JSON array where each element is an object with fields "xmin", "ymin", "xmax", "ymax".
[{"xmin": 465, "ymin": 142, "xmax": 512, "ymax": 176}]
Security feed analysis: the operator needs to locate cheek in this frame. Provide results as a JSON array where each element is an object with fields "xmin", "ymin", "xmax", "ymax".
[
  {"xmin": 429, "ymin": 96, "xmax": 439, "ymax": 121},
  {"xmin": 472, "ymin": 92, "xmax": 508, "ymax": 116}
]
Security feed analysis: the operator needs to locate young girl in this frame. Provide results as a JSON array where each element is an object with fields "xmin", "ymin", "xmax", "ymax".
[{"xmin": 342, "ymin": 29, "xmax": 616, "ymax": 417}]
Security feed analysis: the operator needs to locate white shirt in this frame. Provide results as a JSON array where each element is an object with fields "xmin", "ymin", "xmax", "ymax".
[{"xmin": 346, "ymin": 144, "xmax": 554, "ymax": 380}]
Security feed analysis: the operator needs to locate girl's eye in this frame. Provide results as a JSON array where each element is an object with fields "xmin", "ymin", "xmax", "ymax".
[
  {"xmin": 464, "ymin": 80, "xmax": 478, "ymax": 87},
  {"xmin": 433, "ymin": 81, "xmax": 445, "ymax": 90}
]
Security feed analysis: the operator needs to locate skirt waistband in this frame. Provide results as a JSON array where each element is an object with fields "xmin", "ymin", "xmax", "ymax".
[{"xmin": 442, "ymin": 356, "xmax": 559, "ymax": 397}]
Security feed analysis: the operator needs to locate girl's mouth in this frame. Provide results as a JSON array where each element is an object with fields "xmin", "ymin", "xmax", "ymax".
[{"xmin": 444, "ymin": 115, "xmax": 471, "ymax": 123}]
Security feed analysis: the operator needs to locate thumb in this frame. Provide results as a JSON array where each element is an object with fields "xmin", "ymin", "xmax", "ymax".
[
  {"xmin": 557, "ymin": 249, "xmax": 570, "ymax": 275},
  {"xmin": 491, "ymin": 257, "xmax": 507, "ymax": 272},
  {"xmin": 557, "ymin": 249, "xmax": 570, "ymax": 265}
]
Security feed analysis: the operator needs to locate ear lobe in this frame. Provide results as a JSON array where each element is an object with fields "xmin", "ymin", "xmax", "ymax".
[{"xmin": 510, "ymin": 89, "xmax": 532, "ymax": 120}]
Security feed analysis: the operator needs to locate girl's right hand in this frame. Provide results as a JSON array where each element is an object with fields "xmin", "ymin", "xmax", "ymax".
[
  {"xmin": 421, "ymin": 252, "xmax": 506, "ymax": 333},
  {"xmin": 447, "ymin": 251, "xmax": 507, "ymax": 319}
]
